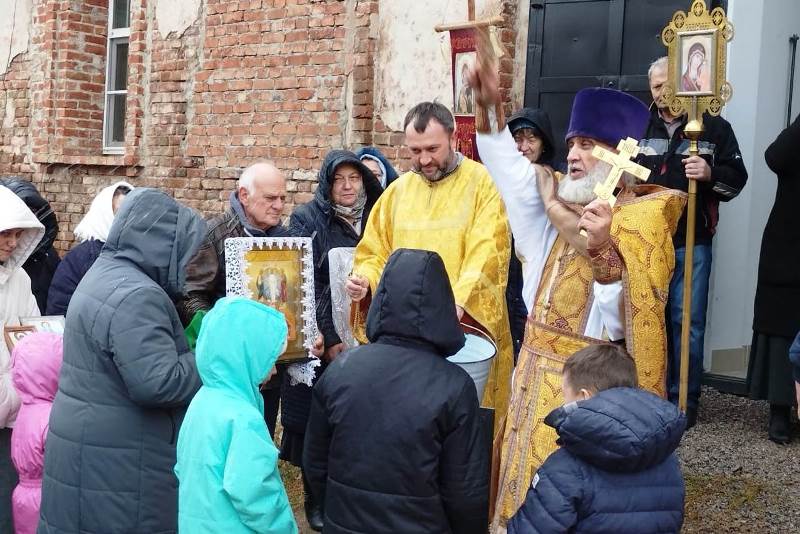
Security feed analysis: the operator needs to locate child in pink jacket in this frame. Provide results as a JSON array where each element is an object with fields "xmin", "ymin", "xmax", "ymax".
[{"xmin": 10, "ymin": 332, "xmax": 62, "ymax": 534}]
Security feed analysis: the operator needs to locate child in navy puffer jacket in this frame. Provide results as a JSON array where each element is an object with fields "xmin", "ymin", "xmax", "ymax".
[{"xmin": 508, "ymin": 344, "xmax": 687, "ymax": 534}]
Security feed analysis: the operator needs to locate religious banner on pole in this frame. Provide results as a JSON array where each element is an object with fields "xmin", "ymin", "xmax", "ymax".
[
  {"xmin": 435, "ymin": 1, "xmax": 504, "ymax": 163},
  {"xmin": 450, "ymin": 28, "xmax": 479, "ymax": 160}
]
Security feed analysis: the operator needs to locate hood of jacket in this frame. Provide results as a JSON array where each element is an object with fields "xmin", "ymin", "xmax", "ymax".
[
  {"xmin": 313, "ymin": 150, "xmax": 383, "ymax": 215},
  {"xmin": 102, "ymin": 188, "xmax": 206, "ymax": 299},
  {"xmin": 0, "ymin": 186, "xmax": 45, "ymax": 286},
  {"xmin": 355, "ymin": 146, "xmax": 400, "ymax": 188},
  {"xmin": 195, "ymin": 296, "xmax": 288, "ymax": 412},
  {"xmin": 74, "ymin": 181, "xmax": 134, "ymax": 243},
  {"xmin": 546, "ymin": 387, "xmax": 686, "ymax": 473},
  {"xmin": 366, "ymin": 248, "xmax": 465, "ymax": 356},
  {"xmin": 11, "ymin": 331, "xmax": 63, "ymax": 404},
  {"xmin": 506, "ymin": 107, "xmax": 556, "ymax": 165},
  {"xmin": 1, "ymin": 177, "xmax": 57, "ymax": 257}
]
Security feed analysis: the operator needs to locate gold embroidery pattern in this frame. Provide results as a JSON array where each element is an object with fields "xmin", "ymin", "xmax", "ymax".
[
  {"xmin": 493, "ymin": 187, "xmax": 687, "ymax": 529},
  {"xmin": 533, "ymin": 236, "xmax": 594, "ymax": 332}
]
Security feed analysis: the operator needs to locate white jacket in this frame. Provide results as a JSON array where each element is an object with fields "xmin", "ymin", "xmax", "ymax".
[{"xmin": 0, "ymin": 185, "xmax": 44, "ymax": 428}]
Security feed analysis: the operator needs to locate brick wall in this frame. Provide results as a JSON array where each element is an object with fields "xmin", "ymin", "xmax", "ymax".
[{"xmin": 0, "ymin": 0, "xmax": 519, "ymax": 252}]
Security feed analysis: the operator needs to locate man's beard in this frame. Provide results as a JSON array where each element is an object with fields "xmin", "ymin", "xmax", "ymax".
[
  {"xmin": 414, "ymin": 151, "xmax": 454, "ymax": 182},
  {"xmin": 558, "ymin": 161, "xmax": 638, "ymax": 205},
  {"xmin": 558, "ymin": 161, "xmax": 609, "ymax": 205}
]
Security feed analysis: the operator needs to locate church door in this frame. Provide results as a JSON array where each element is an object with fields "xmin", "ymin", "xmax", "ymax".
[{"xmin": 524, "ymin": 0, "xmax": 727, "ymax": 161}]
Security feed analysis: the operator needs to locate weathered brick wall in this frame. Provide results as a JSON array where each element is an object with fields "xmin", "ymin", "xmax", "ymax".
[{"xmin": 0, "ymin": 0, "xmax": 519, "ymax": 252}]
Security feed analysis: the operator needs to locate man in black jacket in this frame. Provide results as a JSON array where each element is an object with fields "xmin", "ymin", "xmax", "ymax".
[
  {"xmin": 178, "ymin": 161, "xmax": 321, "ymax": 438},
  {"xmin": 304, "ymin": 249, "xmax": 489, "ymax": 534},
  {"xmin": 637, "ymin": 57, "xmax": 748, "ymax": 426}
]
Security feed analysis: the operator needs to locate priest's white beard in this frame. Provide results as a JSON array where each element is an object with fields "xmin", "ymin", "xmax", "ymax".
[
  {"xmin": 558, "ymin": 161, "xmax": 611, "ymax": 205},
  {"xmin": 558, "ymin": 161, "xmax": 637, "ymax": 205}
]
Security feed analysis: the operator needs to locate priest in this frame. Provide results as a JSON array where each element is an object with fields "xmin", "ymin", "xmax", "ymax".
[
  {"xmin": 346, "ymin": 101, "xmax": 513, "ymax": 429},
  {"xmin": 471, "ymin": 62, "xmax": 687, "ymax": 529}
]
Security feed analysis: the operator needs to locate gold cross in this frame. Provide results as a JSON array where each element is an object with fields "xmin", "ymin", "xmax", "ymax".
[{"xmin": 590, "ymin": 137, "xmax": 651, "ymax": 207}]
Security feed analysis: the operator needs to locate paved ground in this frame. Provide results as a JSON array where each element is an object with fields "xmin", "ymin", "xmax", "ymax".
[{"xmin": 279, "ymin": 386, "xmax": 800, "ymax": 533}]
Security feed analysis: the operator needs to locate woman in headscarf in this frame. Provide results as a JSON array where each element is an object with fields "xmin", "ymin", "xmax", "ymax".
[
  {"xmin": 0, "ymin": 186, "xmax": 44, "ymax": 534},
  {"xmin": 0, "ymin": 178, "xmax": 60, "ymax": 312},
  {"xmin": 281, "ymin": 150, "xmax": 382, "ymax": 531},
  {"xmin": 355, "ymin": 147, "xmax": 399, "ymax": 189},
  {"xmin": 46, "ymin": 182, "xmax": 133, "ymax": 315}
]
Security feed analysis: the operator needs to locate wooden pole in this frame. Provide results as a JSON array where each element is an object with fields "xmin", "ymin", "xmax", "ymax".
[
  {"xmin": 434, "ymin": 15, "xmax": 504, "ymax": 33},
  {"xmin": 679, "ymin": 97, "xmax": 703, "ymax": 413}
]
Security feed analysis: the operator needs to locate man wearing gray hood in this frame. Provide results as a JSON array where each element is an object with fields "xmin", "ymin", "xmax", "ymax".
[{"xmin": 39, "ymin": 188, "xmax": 206, "ymax": 534}]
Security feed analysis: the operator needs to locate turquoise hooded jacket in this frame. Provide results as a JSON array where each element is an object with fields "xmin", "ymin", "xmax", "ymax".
[{"xmin": 175, "ymin": 297, "xmax": 297, "ymax": 533}]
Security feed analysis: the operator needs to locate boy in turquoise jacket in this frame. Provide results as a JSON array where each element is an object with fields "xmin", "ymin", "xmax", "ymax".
[{"xmin": 175, "ymin": 296, "xmax": 297, "ymax": 533}]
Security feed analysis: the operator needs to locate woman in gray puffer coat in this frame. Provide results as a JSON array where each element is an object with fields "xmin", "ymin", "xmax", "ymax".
[{"xmin": 39, "ymin": 188, "xmax": 206, "ymax": 533}]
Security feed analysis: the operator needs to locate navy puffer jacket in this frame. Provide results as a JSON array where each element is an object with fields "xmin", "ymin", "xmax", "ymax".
[{"xmin": 508, "ymin": 387, "xmax": 686, "ymax": 534}]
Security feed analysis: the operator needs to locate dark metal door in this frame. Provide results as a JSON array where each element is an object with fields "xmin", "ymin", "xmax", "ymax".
[{"xmin": 524, "ymin": 0, "xmax": 727, "ymax": 161}]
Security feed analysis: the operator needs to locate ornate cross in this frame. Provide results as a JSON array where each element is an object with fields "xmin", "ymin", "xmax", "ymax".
[{"xmin": 590, "ymin": 137, "xmax": 651, "ymax": 207}]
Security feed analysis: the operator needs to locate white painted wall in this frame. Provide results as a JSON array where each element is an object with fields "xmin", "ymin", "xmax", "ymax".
[
  {"xmin": 0, "ymin": 0, "xmax": 32, "ymax": 75},
  {"xmin": 705, "ymin": 0, "xmax": 800, "ymax": 371}
]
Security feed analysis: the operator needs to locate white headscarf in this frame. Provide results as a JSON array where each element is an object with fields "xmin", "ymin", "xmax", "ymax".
[
  {"xmin": 0, "ymin": 186, "xmax": 44, "ymax": 286},
  {"xmin": 73, "ymin": 181, "xmax": 134, "ymax": 243}
]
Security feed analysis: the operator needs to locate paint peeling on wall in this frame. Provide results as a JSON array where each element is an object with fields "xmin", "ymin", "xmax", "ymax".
[
  {"xmin": 0, "ymin": 0, "xmax": 33, "ymax": 75},
  {"xmin": 155, "ymin": 0, "xmax": 202, "ymax": 39},
  {"xmin": 375, "ymin": 0, "xmax": 495, "ymax": 132}
]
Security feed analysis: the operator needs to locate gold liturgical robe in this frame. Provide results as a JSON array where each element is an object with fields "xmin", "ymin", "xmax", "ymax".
[
  {"xmin": 492, "ymin": 186, "xmax": 686, "ymax": 530},
  {"xmin": 351, "ymin": 158, "xmax": 513, "ymax": 428}
]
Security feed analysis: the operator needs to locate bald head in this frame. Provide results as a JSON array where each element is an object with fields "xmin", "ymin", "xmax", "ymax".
[{"xmin": 238, "ymin": 162, "xmax": 286, "ymax": 230}]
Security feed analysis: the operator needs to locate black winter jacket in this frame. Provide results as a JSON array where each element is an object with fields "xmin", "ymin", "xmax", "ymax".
[
  {"xmin": 636, "ymin": 106, "xmax": 747, "ymax": 247},
  {"xmin": 303, "ymin": 249, "xmax": 489, "ymax": 534},
  {"xmin": 280, "ymin": 150, "xmax": 381, "ymax": 437},
  {"xmin": 509, "ymin": 388, "xmax": 686, "ymax": 534},
  {"xmin": 39, "ymin": 189, "xmax": 206, "ymax": 533},
  {"xmin": 753, "ymin": 114, "xmax": 800, "ymax": 337},
  {"xmin": 46, "ymin": 239, "xmax": 104, "ymax": 316},
  {"xmin": 1, "ymin": 177, "xmax": 60, "ymax": 311}
]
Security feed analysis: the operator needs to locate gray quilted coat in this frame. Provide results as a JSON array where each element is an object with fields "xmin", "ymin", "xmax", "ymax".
[{"xmin": 39, "ymin": 188, "xmax": 206, "ymax": 533}]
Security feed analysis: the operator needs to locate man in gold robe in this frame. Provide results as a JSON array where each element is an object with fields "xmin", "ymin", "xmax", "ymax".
[
  {"xmin": 346, "ymin": 102, "xmax": 513, "ymax": 427},
  {"xmin": 471, "ymin": 63, "xmax": 686, "ymax": 528}
]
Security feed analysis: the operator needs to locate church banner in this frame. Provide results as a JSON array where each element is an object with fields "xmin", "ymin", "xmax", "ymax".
[{"xmin": 450, "ymin": 28, "xmax": 479, "ymax": 162}]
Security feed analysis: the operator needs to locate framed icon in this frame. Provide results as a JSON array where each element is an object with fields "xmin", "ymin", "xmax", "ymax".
[
  {"xmin": 4, "ymin": 326, "xmax": 36, "ymax": 353},
  {"xmin": 19, "ymin": 315, "xmax": 65, "ymax": 334},
  {"xmin": 676, "ymin": 29, "xmax": 717, "ymax": 96},
  {"xmin": 225, "ymin": 237, "xmax": 317, "ymax": 364}
]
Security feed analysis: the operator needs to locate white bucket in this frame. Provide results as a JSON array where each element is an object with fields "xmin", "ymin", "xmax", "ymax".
[{"xmin": 447, "ymin": 324, "xmax": 496, "ymax": 400}]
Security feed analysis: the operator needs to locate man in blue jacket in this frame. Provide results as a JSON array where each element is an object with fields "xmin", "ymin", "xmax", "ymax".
[{"xmin": 509, "ymin": 344, "xmax": 686, "ymax": 534}]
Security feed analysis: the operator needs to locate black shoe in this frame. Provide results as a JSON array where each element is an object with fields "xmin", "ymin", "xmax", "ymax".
[
  {"xmin": 304, "ymin": 499, "xmax": 324, "ymax": 532},
  {"xmin": 768, "ymin": 404, "xmax": 791, "ymax": 444},
  {"xmin": 685, "ymin": 406, "xmax": 698, "ymax": 430}
]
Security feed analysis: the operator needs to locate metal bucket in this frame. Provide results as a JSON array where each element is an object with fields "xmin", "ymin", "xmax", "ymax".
[{"xmin": 447, "ymin": 323, "xmax": 497, "ymax": 400}]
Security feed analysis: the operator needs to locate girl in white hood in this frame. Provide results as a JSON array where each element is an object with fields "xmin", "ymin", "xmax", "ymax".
[
  {"xmin": 46, "ymin": 182, "xmax": 133, "ymax": 315},
  {"xmin": 0, "ymin": 185, "xmax": 44, "ymax": 533}
]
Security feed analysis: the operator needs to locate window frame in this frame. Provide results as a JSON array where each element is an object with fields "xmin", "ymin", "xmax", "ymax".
[{"xmin": 102, "ymin": 1, "xmax": 130, "ymax": 155}]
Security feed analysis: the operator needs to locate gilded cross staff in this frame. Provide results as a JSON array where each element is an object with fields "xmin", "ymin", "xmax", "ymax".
[{"xmin": 660, "ymin": 0, "xmax": 734, "ymax": 412}]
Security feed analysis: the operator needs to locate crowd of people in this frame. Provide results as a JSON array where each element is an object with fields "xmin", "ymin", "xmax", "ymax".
[{"xmin": 0, "ymin": 52, "xmax": 797, "ymax": 534}]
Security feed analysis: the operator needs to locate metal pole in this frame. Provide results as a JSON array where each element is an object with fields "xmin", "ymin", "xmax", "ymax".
[
  {"xmin": 788, "ymin": 34, "xmax": 798, "ymax": 128},
  {"xmin": 679, "ymin": 97, "xmax": 703, "ymax": 413}
]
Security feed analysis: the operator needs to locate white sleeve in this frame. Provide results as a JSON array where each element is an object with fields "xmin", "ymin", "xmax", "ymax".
[
  {"xmin": 476, "ymin": 127, "xmax": 547, "ymax": 266},
  {"xmin": 593, "ymin": 281, "xmax": 625, "ymax": 341}
]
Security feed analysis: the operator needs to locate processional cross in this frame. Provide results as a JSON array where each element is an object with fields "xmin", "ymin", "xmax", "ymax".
[{"xmin": 590, "ymin": 138, "xmax": 651, "ymax": 208}]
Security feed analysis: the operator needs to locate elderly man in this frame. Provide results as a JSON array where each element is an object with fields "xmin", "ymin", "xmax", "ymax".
[
  {"xmin": 640, "ymin": 57, "xmax": 747, "ymax": 429},
  {"xmin": 472, "ymin": 61, "xmax": 686, "ymax": 526},
  {"xmin": 346, "ymin": 101, "xmax": 513, "ymax": 428},
  {"xmin": 179, "ymin": 162, "xmax": 319, "ymax": 437}
]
